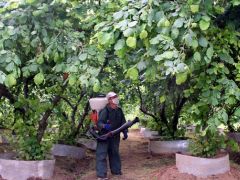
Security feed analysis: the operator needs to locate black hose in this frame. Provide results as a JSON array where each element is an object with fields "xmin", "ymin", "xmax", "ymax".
[{"xmin": 89, "ymin": 117, "xmax": 140, "ymax": 141}]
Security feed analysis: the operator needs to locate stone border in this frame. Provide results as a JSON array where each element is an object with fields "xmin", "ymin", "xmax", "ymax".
[
  {"xmin": 176, "ymin": 153, "xmax": 230, "ymax": 177},
  {"xmin": 0, "ymin": 158, "xmax": 55, "ymax": 180},
  {"xmin": 51, "ymin": 144, "xmax": 86, "ymax": 159},
  {"xmin": 149, "ymin": 139, "xmax": 188, "ymax": 154},
  {"xmin": 77, "ymin": 138, "xmax": 97, "ymax": 151},
  {"xmin": 140, "ymin": 128, "xmax": 158, "ymax": 138}
]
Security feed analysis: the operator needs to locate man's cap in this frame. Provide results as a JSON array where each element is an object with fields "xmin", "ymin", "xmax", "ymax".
[{"xmin": 106, "ymin": 92, "xmax": 118, "ymax": 99}]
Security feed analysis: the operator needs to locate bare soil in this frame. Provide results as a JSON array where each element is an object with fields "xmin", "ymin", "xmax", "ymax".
[{"xmin": 52, "ymin": 129, "xmax": 240, "ymax": 180}]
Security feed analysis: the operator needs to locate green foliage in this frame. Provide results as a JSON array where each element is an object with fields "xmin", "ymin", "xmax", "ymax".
[
  {"xmin": 0, "ymin": 0, "xmax": 110, "ymax": 160},
  {"xmin": 56, "ymin": 120, "xmax": 77, "ymax": 146},
  {"xmin": 188, "ymin": 130, "xmax": 226, "ymax": 158},
  {"xmin": 0, "ymin": 0, "xmax": 239, "ymax": 160},
  {"xmin": 13, "ymin": 137, "xmax": 52, "ymax": 160},
  {"xmin": 188, "ymin": 129, "xmax": 239, "ymax": 158},
  {"xmin": 146, "ymin": 120, "xmax": 160, "ymax": 132}
]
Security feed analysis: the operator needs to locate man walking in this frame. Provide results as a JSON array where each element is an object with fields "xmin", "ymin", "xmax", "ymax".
[{"xmin": 96, "ymin": 92, "xmax": 128, "ymax": 180}]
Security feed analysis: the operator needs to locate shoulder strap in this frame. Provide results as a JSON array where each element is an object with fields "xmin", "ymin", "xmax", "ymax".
[
  {"xmin": 105, "ymin": 106, "xmax": 109, "ymax": 120},
  {"xmin": 99, "ymin": 106, "xmax": 109, "ymax": 122}
]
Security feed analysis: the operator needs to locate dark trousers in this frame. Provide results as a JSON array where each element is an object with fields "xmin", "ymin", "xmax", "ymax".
[{"xmin": 96, "ymin": 135, "xmax": 121, "ymax": 178}]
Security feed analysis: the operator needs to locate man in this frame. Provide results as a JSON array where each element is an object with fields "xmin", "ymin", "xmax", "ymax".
[{"xmin": 96, "ymin": 92, "xmax": 128, "ymax": 180}]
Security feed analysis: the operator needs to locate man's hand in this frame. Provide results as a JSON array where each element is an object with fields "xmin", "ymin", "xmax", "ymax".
[
  {"xmin": 122, "ymin": 131, "xmax": 128, "ymax": 140},
  {"xmin": 103, "ymin": 124, "xmax": 112, "ymax": 131}
]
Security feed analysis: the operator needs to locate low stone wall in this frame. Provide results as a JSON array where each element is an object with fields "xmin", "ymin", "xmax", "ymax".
[
  {"xmin": 0, "ymin": 158, "xmax": 55, "ymax": 180},
  {"xmin": 140, "ymin": 128, "xmax": 158, "ymax": 138},
  {"xmin": 51, "ymin": 144, "xmax": 86, "ymax": 159},
  {"xmin": 149, "ymin": 139, "xmax": 189, "ymax": 154},
  {"xmin": 77, "ymin": 138, "xmax": 97, "ymax": 151},
  {"xmin": 176, "ymin": 153, "xmax": 230, "ymax": 177}
]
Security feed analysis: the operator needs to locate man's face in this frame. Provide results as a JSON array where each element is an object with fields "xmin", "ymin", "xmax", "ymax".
[{"xmin": 108, "ymin": 95, "xmax": 119, "ymax": 108}]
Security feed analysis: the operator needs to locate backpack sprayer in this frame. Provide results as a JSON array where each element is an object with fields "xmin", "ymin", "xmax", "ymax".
[{"xmin": 88, "ymin": 96, "xmax": 139, "ymax": 141}]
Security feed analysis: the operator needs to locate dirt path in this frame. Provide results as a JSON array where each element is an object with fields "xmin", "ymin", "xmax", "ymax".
[
  {"xmin": 52, "ymin": 129, "xmax": 240, "ymax": 180},
  {"xmin": 53, "ymin": 129, "xmax": 175, "ymax": 180}
]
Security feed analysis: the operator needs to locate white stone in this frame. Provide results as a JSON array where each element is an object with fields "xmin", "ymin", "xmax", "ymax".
[
  {"xmin": 0, "ymin": 158, "xmax": 55, "ymax": 180},
  {"xmin": 176, "ymin": 153, "xmax": 230, "ymax": 177},
  {"xmin": 51, "ymin": 144, "xmax": 86, "ymax": 159},
  {"xmin": 149, "ymin": 140, "xmax": 189, "ymax": 154}
]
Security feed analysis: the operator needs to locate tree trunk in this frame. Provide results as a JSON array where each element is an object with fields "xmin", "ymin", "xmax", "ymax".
[
  {"xmin": 171, "ymin": 96, "xmax": 187, "ymax": 138},
  {"xmin": 73, "ymin": 101, "xmax": 90, "ymax": 138},
  {"xmin": 36, "ymin": 95, "xmax": 61, "ymax": 143}
]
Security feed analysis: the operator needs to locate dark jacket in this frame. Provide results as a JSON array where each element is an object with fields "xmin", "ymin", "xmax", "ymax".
[{"xmin": 97, "ymin": 105, "xmax": 126, "ymax": 135}]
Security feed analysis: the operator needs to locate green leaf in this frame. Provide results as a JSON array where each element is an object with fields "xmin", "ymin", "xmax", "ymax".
[
  {"xmin": 190, "ymin": 5, "xmax": 199, "ymax": 13},
  {"xmin": 98, "ymin": 32, "xmax": 114, "ymax": 45},
  {"xmin": 158, "ymin": 18, "xmax": 170, "ymax": 27},
  {"xmin": 201, "ymin": 128, "xmax": 208, "ymax": 136},
  {"xmin": 177, "ymin": 63, "xmax": 187, "ymax": 72},
  {"xmin": 221, "ymin": 111, "xmax": 228, "ymax": 123},
  {"xmin": 150, "ymin": 36, "xmax": 159, "ymax": 45},
  {"xmin": 28, "ymin": 64, "xmax": 38, "ymax": 72},
  {"xmin": 155, "ymin": 52, "xmax": 174, "ymax": 61},
  {"xmin": 160, "ymin": 96, "xmax": 166, "ymax": 103},
  {"xmin": 226, "ymin": 96, "xmax": 236, "ymax": 105},
  {"xmin": 113, "ymin": 11, "xmax": 123, "ymax": 20},
  {"xmin": 127, "ymin": 68, "xmax": 138, "ymax": 81},
  {"xmin": 140, "ymin": 30, "xmax": 148, "ymax": 39},
  {"xmin": 191, "ymin": 39, "xmax": 198, "ymax": 49},
  {"xmin": 36, "ymin": 54, "xmax": 44, "ymax": 64},
  {"xmin": 34, "ymin": 73, "xmax": 44, "ymax": 85},
  {"xmin": 162, "ymin": 51, "xmax": 174, "ymax": 59},
  {"xmin": 199, "ymin": 20, "xmax": 210, "ymax": 31},
  {"xmin": 171, "ymin": 28, "xmax": 179, "ymax": 39},
  {"xmin": 232, "ymin": 0, "xmax": 240, "ymax": 6},
  {"xmin": 173, "ymin": 18, "xmax": 185, "ymax": 28},
  {"xmin": 0, "ymin": 22, "xmax": 4, "ymax": 29},
  {"xmin": 206, "ymin": 47, "xmax": 214, "ymax": 59},
  {"xmin": 164, "ymin": 19, "xmax": 170, "ymax": 27},
  {"xmin": 126, "ymin": 37, "xmax": 136, "ymax": 48},
  {"xmin": 234, "ymin": 108, "xmax": 240, "ymax": 116},
  {"xmin": 32, "ymin": 10, "xmax": 43, "ymax": 17},
  {"xmin": 30, "ymin": 38, "xmax": 39, "ymax": 47},
  {"xmin": 115, "ymin": 48, "xmax": 126, "ymax": 58},
  {"xmin": 5, "ymin": 74, "xmax": 16, "ymax": 87},
  {"xmin": 53, "ymin": 52, "xmax": 60, "ymax": 63},
  {"xmin": 69, "ymin": 75, "xmax": 77, "ymax": 86},
  {"xmin": 8, "ymin": 26, "xmax": 15, "ymax": 36},
  {"xmin": 184, "ymin": 33, "xmax": 193, "ymax": 47},
  {"xmin": 219, "ymin": 53, "xmax": 234, "ymax": 64},
  {"xmin": 199, "ymin": 37, "xmax": 208, "ymax": 47},
  {"xmin": 202, "ymin": 16, "xmax": 211, "ymax": 22},
  {"xmin": 0, "ymin": 71, "xmax": 6, "ymax": 83},
  {"xmin": 137, "ymin": 61, "xmax": 146, "ymax": 71},
  {"xmin": 154, "ymin": 55, "xmax": 163, "ymax": 62},
  {"xmin": 128, "ymin": 21, "xmax": 138, "ymax": 27},
  {"xmin": 6, "ymin": 62, "xmax": 15, "ymax": 72},
  {"xmin": 79, "ymin": 53, "xmax": 88, "ymax": 61},
  {"xmin": 176, "ymin": 72, "xmax": 188, "ymax": 85},
  {"xmin": 194, "ymin": 52, "xmax": 201, "ymax": 61},
  {"xmin": 26, "ymin": 0, "xmax": 38, "ymax": 4},
  {"xmin": 123, "ymin": 28, "xmax": 135, "ymax": 37},
  {"xmin": 93, "ymin": 80, "xmax": 100, "ymax": 92},
  {"xmin": 116, "ymin": 20, "xmax": 128, "ymax": 30},
  {"xmin": 114, "ymin": 39, "xmax": 125, "ymax": 50}
]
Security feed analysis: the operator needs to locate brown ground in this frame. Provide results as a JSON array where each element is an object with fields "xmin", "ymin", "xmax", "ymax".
[{"xmin": 52, "ymin": 129, "xmax": 240, "ymax": 180}]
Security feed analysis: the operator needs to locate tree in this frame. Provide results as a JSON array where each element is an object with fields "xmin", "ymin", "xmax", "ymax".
[{"xmin": 93, "ymin": 0, "xmax": 240, "ymax": 140}]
